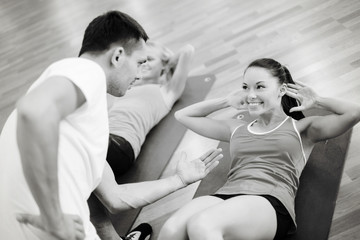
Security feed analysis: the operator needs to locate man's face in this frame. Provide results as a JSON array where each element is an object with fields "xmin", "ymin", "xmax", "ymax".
[{"xmin": 108, "ymin": 39, "xmax": 147, "ymax": 97}]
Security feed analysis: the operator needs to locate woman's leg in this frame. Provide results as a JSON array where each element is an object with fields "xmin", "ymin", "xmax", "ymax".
[
  {"xmin": 187, "ymin": 195, "xmax": 277, "ymax": 240},
  {"xmin": 158, "ymin": 196, "xmax": 224, "ymax": 240}
]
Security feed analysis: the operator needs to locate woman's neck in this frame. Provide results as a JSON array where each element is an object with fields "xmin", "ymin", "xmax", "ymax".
[{"xmin": 251, "ymin": 111, "xmax": 288, "ymax": 132}]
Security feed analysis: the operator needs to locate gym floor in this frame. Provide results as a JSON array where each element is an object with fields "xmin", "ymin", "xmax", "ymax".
[{"xmin": 1, "ymin": 0, "xmax": 360, "ymax": 239}]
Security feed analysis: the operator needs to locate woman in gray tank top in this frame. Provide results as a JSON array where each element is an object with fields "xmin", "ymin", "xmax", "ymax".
[{"xmin": 158, "ymin": 58, "xmax": 360, "ymax": 240}]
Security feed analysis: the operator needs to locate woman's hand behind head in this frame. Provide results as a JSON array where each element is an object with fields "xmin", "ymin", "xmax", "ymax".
[
  {"xmin": 285, "ymin": 82, "xmax": 319, "ymax": 112},
  {"xmin": 226, "ymin": 90, "xmax": 248, "ymax": 110}
]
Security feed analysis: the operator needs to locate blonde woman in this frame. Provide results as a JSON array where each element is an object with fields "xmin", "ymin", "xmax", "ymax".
[{"xmin": 107, "ymin": 42, "xmax": 195, "ymax": 175}]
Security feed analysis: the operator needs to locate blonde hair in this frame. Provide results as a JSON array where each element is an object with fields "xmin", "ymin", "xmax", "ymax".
[{"xmin": 146, "ymin": 41, "xmax": 174, "ymax": 67}]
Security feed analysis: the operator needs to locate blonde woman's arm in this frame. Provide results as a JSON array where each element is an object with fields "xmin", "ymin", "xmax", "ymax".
[{"xmin": 161, "ymin": 44, "xmax": 195, "ymax": 107}]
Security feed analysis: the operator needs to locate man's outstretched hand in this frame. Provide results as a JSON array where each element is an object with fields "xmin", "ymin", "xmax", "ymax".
[{"xmin": 175, "ymin": 148, "xmax": 223, "ymax": 185}]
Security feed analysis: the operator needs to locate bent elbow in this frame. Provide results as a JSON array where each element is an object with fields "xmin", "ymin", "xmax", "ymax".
[
  {"xmin": 343, "ymin": 106, "xmax": 360, "ymax": 126},
  {"xmin": 184, "ymin": 44, "xmax": 195, "ymax": 55},
  {"xmin": 174, "ymin": 110, "xmax": 181, "ymax": 120},
  {"xmin": 107, "ymin": 203, "xmax": 122, "ymax": 214},
  {"xmin": 174, "ymin": 110, "xmax": 185, "ymax": 123},
  {"xmin": 349, "ymin": 109, "xmax": 360, "ymax": 125},
  {"xmin": 107, "ymin": 204, "xmax": 121, "ymax": 214}
]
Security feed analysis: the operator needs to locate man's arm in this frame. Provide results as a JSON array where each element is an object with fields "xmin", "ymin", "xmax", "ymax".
[
  {"xmin": 16, "ymin": 76, "xmax": 85, "ymax": 239},
  {"xmin": 95, "ymin": 148, "xmax": 222, "ymax": 214}
]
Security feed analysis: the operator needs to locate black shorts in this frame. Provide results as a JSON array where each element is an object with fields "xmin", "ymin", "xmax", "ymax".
[
  {"xmin": 212, "ymin": 194, "xmax": 292, "ymax": 240},
  {"xmin": 107, "ymin": 134, "xmax": 135, "ymax": 177}
]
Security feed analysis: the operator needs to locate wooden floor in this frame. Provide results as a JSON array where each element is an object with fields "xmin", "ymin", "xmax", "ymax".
[{"xmin": 1, "ymin": 0, "xmax": 360, "ymax": 239}]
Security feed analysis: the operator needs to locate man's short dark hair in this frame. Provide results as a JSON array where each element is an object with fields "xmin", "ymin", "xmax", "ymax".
[{"xmin": 79, "ymin": 10, "xmax": 149, "ymax": 56}]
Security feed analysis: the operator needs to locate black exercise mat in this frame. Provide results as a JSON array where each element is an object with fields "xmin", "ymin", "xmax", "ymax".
[{"xmin": 89, "ymin": 74, "xmax": 216, "ymax": 236}]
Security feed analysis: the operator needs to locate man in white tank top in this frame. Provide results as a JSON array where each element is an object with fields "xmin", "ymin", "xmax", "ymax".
[
  {"xmin": 0, "ymin": 12, "xmax": 223, "ymax": 240},
  {"xmin": 87, "ymin": 43, "xmax": 197, "ymax": 239}
]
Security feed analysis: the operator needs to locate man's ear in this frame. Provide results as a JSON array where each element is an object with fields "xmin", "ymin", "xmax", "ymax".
[{"xmin": 111, "ymin": 47, "xmax": 125, "ymax": 68}]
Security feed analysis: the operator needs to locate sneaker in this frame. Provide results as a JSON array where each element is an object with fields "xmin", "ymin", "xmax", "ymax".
[{"xmin": 124, "ymin": 223, "xmax": 152, "ymax": 240}]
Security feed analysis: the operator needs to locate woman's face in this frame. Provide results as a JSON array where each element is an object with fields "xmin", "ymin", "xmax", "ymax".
[
  {"xmin": 242, "ymin": 67, "xmax": 283, "ymax": 115},
  {"xmin": 140, "ymin": 46, "xmax": 164, "ymax": 82}
]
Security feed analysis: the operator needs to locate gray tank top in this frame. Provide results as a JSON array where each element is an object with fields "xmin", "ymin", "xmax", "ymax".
[
  {"xmin": 108, "ymin": 84, "xmax": 171, "ymax": 158},
  {"xmin": 215, "ymin": 116, "xmax": 306, "ymax": 231}
]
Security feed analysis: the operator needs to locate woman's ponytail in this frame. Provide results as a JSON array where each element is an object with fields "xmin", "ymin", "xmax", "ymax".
[{"xmin": 282, "ymin": 66, "xmax": 305, "ymax": 120}]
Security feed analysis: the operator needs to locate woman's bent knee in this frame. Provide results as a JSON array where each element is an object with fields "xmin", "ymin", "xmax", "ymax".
[
  {"xmin": 159, "ymin": 217, "xmax": 186, "ymax": 240},
  {"xmin": 187, "ymin": 212, "xmax": 222, "ymax": 239}
]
